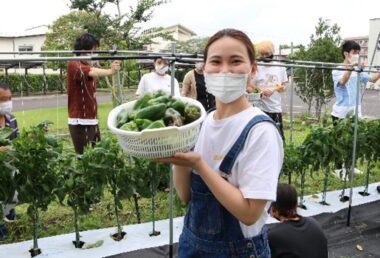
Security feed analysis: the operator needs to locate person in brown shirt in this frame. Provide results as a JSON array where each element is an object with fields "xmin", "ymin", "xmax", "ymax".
[{"xmin": 67, "ymin": 32, "xmax": 120, "ymax": 154}]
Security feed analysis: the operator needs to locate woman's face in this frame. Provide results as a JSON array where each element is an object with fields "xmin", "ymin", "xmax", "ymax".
[{"xmin": 204, "ymin": 37, "xmax": 255, "ymax": 76}]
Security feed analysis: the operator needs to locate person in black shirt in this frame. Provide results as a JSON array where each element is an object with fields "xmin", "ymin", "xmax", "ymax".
[
  {"xmin": 182, "ymin": 62, "xmax": 215, "ymax": 111},
  {"xmin": 268, "ymin": 184, "xmax": 328, "ymax": 258}
]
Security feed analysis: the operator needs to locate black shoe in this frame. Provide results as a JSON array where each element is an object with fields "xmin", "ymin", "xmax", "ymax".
[
  {"xmin": 4, "ymin": 209, "xmax": 19, "ymax": 223},
  {"xmin": 377, "ymin": 185, "xmax": 380, "ymax": 194}
]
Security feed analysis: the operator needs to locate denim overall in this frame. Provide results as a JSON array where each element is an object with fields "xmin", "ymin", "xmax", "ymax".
[{"xmin": 179, "ymin": 114, "xmax": 276, "ymax": 258}]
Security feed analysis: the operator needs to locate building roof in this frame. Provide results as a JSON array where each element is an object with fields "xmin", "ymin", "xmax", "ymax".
[
  {"xmin": 141, "ymin": 24, "xmax": 196, "ymax": 37},
  {"xmin": 0, "ymin": 25, "xmax": 48, "ymax": 38}
]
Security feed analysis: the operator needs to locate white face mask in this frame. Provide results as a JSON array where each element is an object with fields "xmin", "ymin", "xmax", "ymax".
[
  {"xmin": 195, "ymin": 62, "xmax": 204, "ymax": 70},
  {"xmin": 155, "ymin": 65, "xmax": 169, "ymax": 75},
  {"xmin": 84, "ymin": 53, "xmax": 98, "ymax": 66},
  {"xmin": 0, "ymin": 101, "xmax": 12, "ymax": 115},
  {"xmin": 350, "ymin": 54, "xmax": 359, "ymax": 64},
  {"xmin": 204, "ymin": 72, "xmax": 249, "ymax": 103}
]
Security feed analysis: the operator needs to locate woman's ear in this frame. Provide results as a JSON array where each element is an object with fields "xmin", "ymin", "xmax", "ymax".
[{"xmin": 249, "ymin": 64, "xmax": 257, "ymax": 80}]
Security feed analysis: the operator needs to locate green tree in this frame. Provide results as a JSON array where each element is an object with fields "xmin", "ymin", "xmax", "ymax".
[
  {"xmin": 292, "ymin": 18, "xmax": 342, "ymax": 120},
  {"xmin": 43, "ymin": 0, "xmax": 168, "ymax": 106},
  {"xmin": 171, "ymin": 37, "xmax": 209, "ymax": 54}
]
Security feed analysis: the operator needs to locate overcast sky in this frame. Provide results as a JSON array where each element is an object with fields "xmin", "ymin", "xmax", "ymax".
[{"xmin": 1, "ymin": 0, "xmax": 380, "ymax": 47}]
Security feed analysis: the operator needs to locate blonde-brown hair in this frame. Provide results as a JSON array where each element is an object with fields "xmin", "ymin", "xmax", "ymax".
[{"xmin": 256, "ymin": 40, "xmax": 275, "ymax": 57}]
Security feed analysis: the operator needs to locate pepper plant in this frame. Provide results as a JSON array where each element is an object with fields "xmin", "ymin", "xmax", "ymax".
[
  {"xmin": 357, "ymin": 119, "xmax": 379, "ymax": 196},
  {"xmin": 132, "ymin": 157, "xmax": 169, "ymax": 236},
  {"xmin": 56, "ymin": 146, "xmax": 106, "ymax": 248},
  {"xmin": 89, "ymin": 137, "xmax": 135, "ymax": 241},
  {"xmin": 12, "ymin": 122, "xmax": 62, "ymax": 257},
  {"xmin": 302, "ymin": 125, "xmax": 338, "ymax": 205},
  {"xmin": 332, "ymin": 117, "xmax": 356, "ymax": 202},
  {"xmin": 282, "ymin": 143, "xmax": 309, "ymax": 209},
  {"xmin": 0, "ymin": 144, "xmax": 17, "ymax": 220}
]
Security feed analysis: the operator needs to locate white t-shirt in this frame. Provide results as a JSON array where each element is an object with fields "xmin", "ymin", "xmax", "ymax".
[
  {"xmin": 252, "ymin": 63, "xmax": 288, "ymax": 113},
  {"xmin": 136, "ymin": 72, "xmax": 180, "ymax": 96},
  {"xmin": 194, "ymin": 106, "xmax": 284, "ymax": 238}
]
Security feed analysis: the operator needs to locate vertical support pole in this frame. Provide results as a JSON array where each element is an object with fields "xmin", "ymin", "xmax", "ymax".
[
  {"xmin": 289, "ymin": 42, "xmax": 295, "ymax": 144},
  {"xmin": 346, "ymin": 69, "xmax": 361, "ymax": 226}
]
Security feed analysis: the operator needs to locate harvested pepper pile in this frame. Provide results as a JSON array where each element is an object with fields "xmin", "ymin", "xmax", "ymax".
[{"xmin": 116, "ymin": 90, "xmax": 202, "ymax": 132}]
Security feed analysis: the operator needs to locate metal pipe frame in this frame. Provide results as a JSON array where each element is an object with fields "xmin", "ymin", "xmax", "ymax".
[{"xmin": 1, "ymin": 55, "xmax": 379, "ymax": 73}]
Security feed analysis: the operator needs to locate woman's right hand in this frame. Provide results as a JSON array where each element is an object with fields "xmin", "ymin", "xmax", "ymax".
[
  {"xmin": 155, "ymin": 151, "xmax": 203, "ymax": 171},
  {"xmin": 111, "ymin": 60, "xmax": 121, "ymax": 74},
  {"xmin": 262, "ymin": 88, "xmax": 274, "ymax": 97}
]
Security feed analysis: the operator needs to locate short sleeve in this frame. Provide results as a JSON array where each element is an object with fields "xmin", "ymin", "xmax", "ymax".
[
  {"xmin": 235, "ymin": 122, "xmax": 283, "ymax": 201},
  {"xmin": 136, "ymin": 75, "xmax": 146, "ymax": 95},
  {"xmin": 281, "ymin": 67, "xmax": 288, "ymax": 83},
  {"xmin": 360, "ymin": 73, "xmax": 370, "ymax": 84},
  {"xmin": 332, "ymin": 70, "xmax": 344, "ymax": 87}
]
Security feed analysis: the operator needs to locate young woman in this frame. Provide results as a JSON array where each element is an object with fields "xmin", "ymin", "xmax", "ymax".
[{"xmin": 158, "ymin": 29, "xmax": 283, "ymax": 257}]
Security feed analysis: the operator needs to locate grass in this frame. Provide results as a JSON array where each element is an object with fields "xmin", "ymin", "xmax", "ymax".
[
  {"xmin": 13, "ymin": 102, "xmax": 114, "ymax": 134},
  {"xmin": 2, "ymin": 105, "xmax": 380, "ymax": 245}
]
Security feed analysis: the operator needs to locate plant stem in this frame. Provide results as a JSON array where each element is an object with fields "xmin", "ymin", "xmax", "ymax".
[
  {"xmin": 322, "ymin": 166, "xmax": 329, "ymax": 203},
  {"xmin": 133, "ymin": 192, "xmax": 141, "ymax": 224},
  {"xmin": 74, "ymin": 208, "xmax": 80, "ymax": 247},
  {"xmin": 151, "ymin": 168, "xmax": 156, "ymax": 233},
  {"xmin": 33, "ymin": 206, "xmax": 39, "ymax": 250},
  {"xmin": 363, "ymin": 160, "xmax": 371, "ymax": 193},
  {"xmin": 113, "ymin": 191, "xmax": 122, "ymax": 236},
  {"xmin": 299, "ymin": 171, "xmax": 306, "ymax": 208}
]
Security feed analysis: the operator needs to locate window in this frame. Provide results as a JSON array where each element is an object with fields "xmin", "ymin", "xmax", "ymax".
[{"xmin": 18, "ymin": 45, "xmax": 33, "ymax": 52}]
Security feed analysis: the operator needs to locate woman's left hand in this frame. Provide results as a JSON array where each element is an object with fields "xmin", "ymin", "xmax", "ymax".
[{"xmin": 154, "ymin": 151, "xmax": 202, "ymax": 170}]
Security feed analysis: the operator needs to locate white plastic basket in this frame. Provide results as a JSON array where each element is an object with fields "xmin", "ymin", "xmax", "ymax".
[
  {"xmin": 108, "ymin": 96, "xmax": 206, "ymax": 159},
  {"xmin": 244, "ymin": 92, "xmax": 262, "ymax": 105}
]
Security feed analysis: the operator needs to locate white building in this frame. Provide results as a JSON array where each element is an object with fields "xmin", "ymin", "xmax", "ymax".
[
  {"xmin": 141, "ymin": 24, "xmax": 196, "ymax": 52},
  {"xmin": 0, "ymin": 26, "xmax": 49, "ymax": 74}
]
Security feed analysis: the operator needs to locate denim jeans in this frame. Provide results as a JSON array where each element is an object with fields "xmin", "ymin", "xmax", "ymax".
[{"xmin": 178, "ymin": 114, "xmax": 275, "ymax": 258}]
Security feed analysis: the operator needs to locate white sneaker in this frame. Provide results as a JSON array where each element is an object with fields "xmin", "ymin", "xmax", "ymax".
[
  {"xmin": 333, "ymin": 169, "xmax": 346, "ymax": 178},
  {"xmin": 353, "ymin": 168, "xmax": 362, "ymax": 175}
]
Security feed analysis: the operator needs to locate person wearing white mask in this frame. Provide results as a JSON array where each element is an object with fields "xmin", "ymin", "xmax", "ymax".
[
  {"xmin": 331, "ymin": 40, "xmax": 380, "ymax": 122},
  {"xmin": 251, "ymin": 40, "xmax": 288, "ymax": 140},
  {"xmin": 182, "ymin": 61, "xmax": 215, "ymax": 110},
  {"xmin": 332, "ymin": 40, "xmax": 380, "ymax": 177},
  {"xmin": 135, "ymin": 57, "xmax": 180, "ymax": 97},
  {"xmin": 0, "ymin": 82, "xmax": 18, "ymax": 147},
  {"xmin": 0, "ymin": 82, "xmax": 19, "ymax": 240},
  {"xmin": 157, "ymin": 29, "xmax": 283, "ymax": 257}
]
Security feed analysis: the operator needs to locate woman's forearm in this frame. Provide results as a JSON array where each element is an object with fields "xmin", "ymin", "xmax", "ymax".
[{"xmin": 173, "ymin": 165, "xmax": 192, "ymax": 204}]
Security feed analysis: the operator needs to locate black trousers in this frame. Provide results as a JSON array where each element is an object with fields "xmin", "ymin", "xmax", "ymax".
[
  {"xmin": 263, "ymin": 111, "xmax": 285, "ymax": 140},
  {"xmin": 69, "ymin": 124, "xmax": 100, "ymax": 154}
]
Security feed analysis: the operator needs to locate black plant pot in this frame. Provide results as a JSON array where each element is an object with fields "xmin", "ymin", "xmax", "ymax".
[
  {"xmin": 29, "ymin": 248, "xmax": 41, "ymax": 257},
  {"xmin": 298, "ymin": 204, "xmax": 307, "ymax": 210},
  {"xmin": 72, "ymin": 240, "xmax": 85, "ymax": 248},
  {"xmin": 358, "ymin": 191, "xmax": 370, "ymax": 196},
  {"xmin": 111, "ymin": 231, "xmax": 127, "ymax": 241},
  {"xmin": 319, "ymin": 201, "xmax": 330, "ymax": 206},
  {"xmin": 149, "ymin": 230, "xmax": 161, "ymax": 237}
]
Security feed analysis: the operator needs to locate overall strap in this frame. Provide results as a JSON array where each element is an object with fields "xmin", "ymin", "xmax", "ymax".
[{"xmin": 219, "ymin": 114, "xmax": 278, "ymax": 175}]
